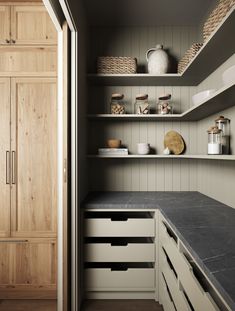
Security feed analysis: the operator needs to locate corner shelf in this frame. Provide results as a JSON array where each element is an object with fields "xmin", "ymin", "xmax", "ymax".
[
  {"xmin": 87, "ymin": 82, "xmax": 235, "ymax": 121},
  {"xmin": 88, "ymin": 155, "xmax": 235, "ymax": 160},
  {"xmin": 87, "ymin": 7, "xmax": 235, "ymax": 86}
]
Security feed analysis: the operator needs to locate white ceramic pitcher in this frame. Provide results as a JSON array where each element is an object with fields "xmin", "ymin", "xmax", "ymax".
[{"xmin": 146, "ymin": 44, "xmax": 169, "ymax": 74}]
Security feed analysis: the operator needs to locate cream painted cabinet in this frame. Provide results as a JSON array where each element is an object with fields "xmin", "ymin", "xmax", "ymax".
[
  {"xmin": 10, "ymin": 78, "xmax": 57, "ymax": 238},
  {"xmin": 0, "ymin": 6, "xmax": 10, "ymax": 44},
  {"xmin": 0, "ymin": 239, "xmax": 57, "ymax": 299},
  {"xmin": 0, "ymin": 4, "xmax": 56, "ymax": 45},
  {"xmin": 0, "ymin": 78, "xmax": 11, "ymax": 237}
]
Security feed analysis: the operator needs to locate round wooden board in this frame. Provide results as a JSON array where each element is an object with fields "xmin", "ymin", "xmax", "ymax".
[{"xmin": 164, "ymin": 131, "xmax": 185, "ymax": 155}]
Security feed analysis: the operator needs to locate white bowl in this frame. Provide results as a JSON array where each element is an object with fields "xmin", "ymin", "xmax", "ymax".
[
  {"xmin": 192, "ymin": 89, "xmax": 216, "ymax": 106},
  {"xmin": 222, "ymin": 65, "xmax": 235, "ymax": 85}
]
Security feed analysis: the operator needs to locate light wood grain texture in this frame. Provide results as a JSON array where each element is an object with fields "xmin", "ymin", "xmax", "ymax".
[
  {"xmin": 0, "ymin": 5, "xmax": 10, "ymax": 44},
  {"xmin": 0, "ymin": 78, "xmax": 11, "ymax": 237},
  {"xmin": 0, "ymin": 239, "xmax": 57, "ymax": 299},
  {"xmin": 10, "ymin": 78, "xmax": 57, "ymax": 237},
  {"xmin": 0, "ymin": 46, "xmax": 57, "ymax": 76},
  {"xmin": 11, "ymin": 5, "xmax": 57, "ymax": 45}
]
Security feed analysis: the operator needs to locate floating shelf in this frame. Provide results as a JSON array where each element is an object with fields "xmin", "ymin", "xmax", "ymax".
[
  {"xmin": 88, "ymin": 82, "xmax": 235, "ymax": 121},
  {"xmin": 88, "ymin": 7, "xmax": 235, "ymax": 86},
  {"xmin": 88, "ymin": 155, "xmax": 235, "ymax": 160}
]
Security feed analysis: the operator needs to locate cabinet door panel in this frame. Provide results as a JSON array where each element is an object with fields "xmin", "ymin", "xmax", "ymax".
[
  {"xmin": 0, "ymin": 6, "xmax": 10, "ymax": 44},
  {"xmin": 11, "ymin": 78, "xmax": 57, "ymax": 237},
  {"xmin": 0, "ymin": 78, "xmax": 11, "ymax": 237},
  {"xmin": 0, "ymin": 239, "xmax": 57, "ymax": 299},
  {"xmin": 11, "ymin": 5, "xmax": 57, "ymax": 45}
]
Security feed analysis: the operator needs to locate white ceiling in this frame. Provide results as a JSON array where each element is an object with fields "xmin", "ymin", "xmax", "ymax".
[{"xmin": 84, "ymin": 0, "xmax": 218, "ymax": 26}]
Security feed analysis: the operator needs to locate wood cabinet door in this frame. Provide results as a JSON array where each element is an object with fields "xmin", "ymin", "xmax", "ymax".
[
  {"xmin": 11, "ymin": 5, "xmax": 57, "ymax": 45},
  {"xmin": 0, "ymin": 239, "xmax": 57, "ymax": 299},
  {"xmin": 11, "ymin": 78, "xmax": 57, "ymax": 238},
  {"xmin": 0, "ymin": 6, "xmax": 10, "ymax": 44},
  {"xmin": 0, "ymin": 78, "xmax": 11, "ymax": 237}
]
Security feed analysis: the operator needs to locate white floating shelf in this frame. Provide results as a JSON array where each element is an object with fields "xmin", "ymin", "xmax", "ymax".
[
  {"xmin": 88, "ymin": 155, "xmax": 235, "ymax": 160},
  {"xmin": 88, "ymin": 82, "xmax": 235, "ymax": 121},
  {"xmin": 88, "ymin": 7, "xmax": 235, "ymax": 86}
]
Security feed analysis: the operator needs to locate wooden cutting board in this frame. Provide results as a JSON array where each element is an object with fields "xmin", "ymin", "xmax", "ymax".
[{"xmin": 164, "ymin": 131, "xmax": 185, "ymax": 155}]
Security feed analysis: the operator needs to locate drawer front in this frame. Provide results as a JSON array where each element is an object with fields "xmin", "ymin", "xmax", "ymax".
[
  {"xmin": 159, "ymin": 219, "xmax": 219, "ymax": 311},
  {"xmin": 85, "ymin": 268, "xmax": 155, "ymax": 290},
  {"xmin": 159, "ymin": 273, "xmax": 175, "ymax": 311},
  {"xmin": 85, "ymin": 243, "xmax": 155, "ymax": 262},
  {"xmin": 159, "ymin": 248, "xmax": 191, "ymax": 311},
  {"xmin": 85, "ymin": 219, "xmax": 155, "ymax": 237}
]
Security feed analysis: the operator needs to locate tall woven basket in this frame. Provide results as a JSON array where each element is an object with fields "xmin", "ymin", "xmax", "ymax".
[
  {"xmin": 203, "ymin": 0, "xmax": 235, "ymax": 42},
  {"xmin": 97, "ymin": 56, "xmax": 137, "ymax": 74}
]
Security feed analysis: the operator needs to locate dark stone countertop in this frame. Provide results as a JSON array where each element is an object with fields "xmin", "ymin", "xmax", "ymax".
[{"xmin": 83, "ymin": 191, "xmax": 235, "ymax": 310}]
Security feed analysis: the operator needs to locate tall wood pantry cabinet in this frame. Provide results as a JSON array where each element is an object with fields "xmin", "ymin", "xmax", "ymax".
[{"xmin": 0, "ymin": 3, "xmax": 57, "ymax": 299}]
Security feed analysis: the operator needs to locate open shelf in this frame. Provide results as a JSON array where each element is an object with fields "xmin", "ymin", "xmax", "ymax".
[
  {"xmin": 88, "ymin": 7, "xmax": 235, "ymax": 86},
  {"xmin": 88, "ymin": 155, "xmax": 235, "ymax": 160},
  {"xmin": 88, "ymin": 82, "xmax": 235, "ymax": 121}
]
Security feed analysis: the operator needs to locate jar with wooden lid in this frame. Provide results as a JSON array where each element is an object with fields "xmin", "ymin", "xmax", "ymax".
[
  {"xmin": 134, "ymin": 94, "xmax": 149, "ymax": 114},
  {"xmin": 157, "ymin": 94, "xmax": 173, "ymax": 114},
  {"xmin": 215, "ymin": 116, "xmax": 230, "ymax": 154},
  {"xmin": 207, "ymin": 126, "xmax": 222, "ymax": 155},
  {"xmin": 110, "ymin": 94, "xmax": 125, "ymax": 114}
]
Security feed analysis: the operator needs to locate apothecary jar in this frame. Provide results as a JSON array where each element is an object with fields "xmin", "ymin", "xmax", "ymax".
[
  {"xmin": 110, "ymin": 93, "xmax": 125, "ymax": 114},
  {"xmin": 207, "ymin": 126, "xmax": 222, "ymax": 155}
]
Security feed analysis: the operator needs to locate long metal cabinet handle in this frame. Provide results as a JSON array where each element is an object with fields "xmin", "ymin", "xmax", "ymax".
[
  {"xmin": 11, "ymin": 151, "xmax": 16, "ymax": 184},
  {"xmin": 6, "ymin": 151, "xmax": 10, "ymax": 184}
]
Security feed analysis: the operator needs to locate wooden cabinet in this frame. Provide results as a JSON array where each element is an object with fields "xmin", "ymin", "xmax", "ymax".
[
  {"xmin": 0, "ymin": 239, "xmax": 57, "ymax": 299},
  {"xmin": 0, "ymin": 6, "xmax": 10, "ymax": 45},
  {"xmin": 0, "ymin": 4, "xmax": 56, "ymax": 45},
  {"xmin": 0, "ymin": 78, "xmax": 11, "ymax": 238},
  {"xmin": 10, "ymin": 78, "xmax": 57, "ymax": 238}
]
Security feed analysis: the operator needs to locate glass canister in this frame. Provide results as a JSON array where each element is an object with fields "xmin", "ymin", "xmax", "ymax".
[
  {"xmin": 215, "ymin": 116, "xmax": 230, "ymax": 154},
  {"xmin": 110, "ymin": 93, "xmax": 125, "ymax": 114},
  {"xmin": 157, "ymin": 94, "xmax": 173, "ymax": 115},
  {"xmin": 207, "ymin": 126, "xmax": 222, "ymax": 155},
  {"xmin": 134, "ymin": 94, "xmax": 150, "ymax": 114}
]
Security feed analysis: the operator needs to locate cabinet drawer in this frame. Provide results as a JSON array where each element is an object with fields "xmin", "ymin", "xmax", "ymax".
[
  {"xmin": 159, "ymin": 273, "xmax": 175, "ymax": 311},
  {"xmin": 159, "ymin": 248, "xmax": 191, "ymax": 311},
  {"xmin": 85, "ymin": 268, "xmax": 155, "ymax": 290},
  {"xmin": 85, "ymin": 219, "xmax": 155, "ymax": 237},
  {"xmin": 160, "ymin": 219, "xmax": 219, "ymax": 311},
  {"xmin": 85, "ymin": 243, "xmax": 155, "ymax": 262}
]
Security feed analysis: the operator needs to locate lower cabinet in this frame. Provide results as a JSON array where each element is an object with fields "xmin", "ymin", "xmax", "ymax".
[
  {"xmin": 84, "ymin": 210, "xmax": 158, "ymax": 299},
  {"xmin": 0, "ymin": 239, "xmax": 57, "ymax": 299},
  {"xmin": 158, "ymin": 213, "xmax": 228, "ymax": 311}
]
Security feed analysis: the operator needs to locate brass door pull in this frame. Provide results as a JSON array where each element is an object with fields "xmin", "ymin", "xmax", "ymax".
[
  {"xmin": 11, "ymin": 151, "xmax": 16, "ymax": 184},
  {"xmin": 6, "ymin": 151, "xmax": 10, "ymax": 184}
]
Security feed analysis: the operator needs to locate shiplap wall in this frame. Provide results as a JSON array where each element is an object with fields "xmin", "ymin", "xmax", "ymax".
[
  {"xmin": 88, "ymin": 26, "xmax": 199, "ymax": 191},
  {"xmin": 196, "ymin": 53, "xmax": 235, "ymax": 208}
]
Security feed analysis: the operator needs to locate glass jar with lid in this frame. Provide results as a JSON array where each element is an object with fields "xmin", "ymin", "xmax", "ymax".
[
  {"xmin": 207, "ymin": 126, "xmax": 222, "ymax": 155},
  {"xmin": 215, "ymin": 116, "xmax": 230, "ymax": 154},
  {"xmin": 135, "ymin": 94, "xmax": 149, "ymax": 114},
  {"xmin": 157, "ymin": 94, "xmax": 173, "ymax": 115},
  {"xmin": 110, "ymin": 93, "xmax": 125, "ymax": 114}
]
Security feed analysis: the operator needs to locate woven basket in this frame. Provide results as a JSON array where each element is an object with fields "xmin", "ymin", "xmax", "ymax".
[
  {"xmin": 203, "ymin": 0, "xmax": 235, "ymax": 42},
  {"xmin": 97, "ymin": 56, "xmax": 137, "ymax": 74},
  {"xmin": 178, "ymin": 43, "xmax": 203, "ymax": 73}
]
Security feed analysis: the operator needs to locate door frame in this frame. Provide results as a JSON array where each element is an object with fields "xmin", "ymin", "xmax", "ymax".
[{"xmin": 42, "ymin": 1, "xmax": 78, "ymax": 311}]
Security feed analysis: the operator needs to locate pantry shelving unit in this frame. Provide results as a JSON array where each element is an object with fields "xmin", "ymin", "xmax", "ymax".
[
  {"xmin": 87, "ymin": 7, "xmax": 235, "ymax": 86},
  {"xmin": 87, "ymin": 155, "xmax": 235, "ymax": 160},
  {"xmin": 87, "ymin": 5, "xmax": 235, "ymax": 161},
  {"xmin": 88, "ymin": 82, "xmax": 235, "ymax": 121}
]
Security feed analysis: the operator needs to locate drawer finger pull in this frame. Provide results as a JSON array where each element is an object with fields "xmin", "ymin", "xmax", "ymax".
[
  {"xmin": 111, "ymin": 217, "xmax": 128, "ymax": 221},
  {"xmin": 111, "ymin": 267, "xmax": 128, "ymax": 271},
  {"xmin": 111, "ymin": 242, "xmax": 128, "ymax": 246},
  {"xmin": 0, "ymin": 239, "xmax": 28, "ymax": 243}
]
